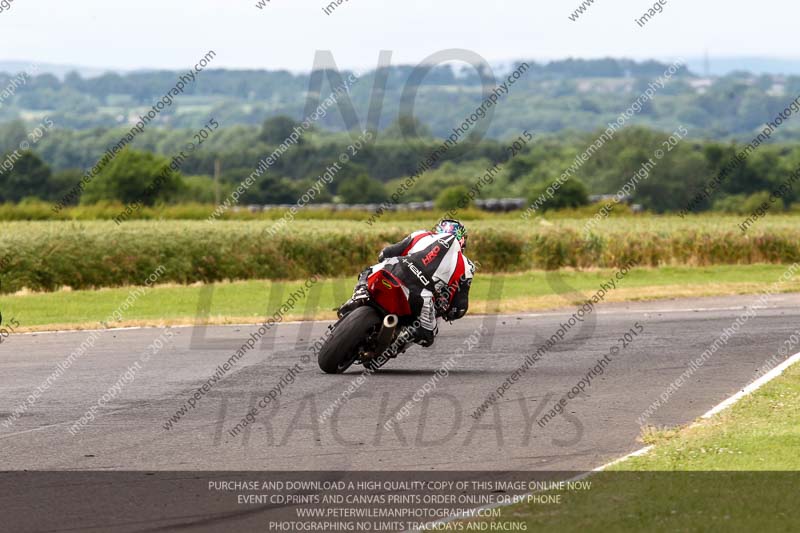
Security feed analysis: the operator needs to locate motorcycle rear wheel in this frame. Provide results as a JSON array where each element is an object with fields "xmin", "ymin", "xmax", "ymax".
[{"xmin": 317, "ymin": 306, "xmax": 382, "ymax": 374}]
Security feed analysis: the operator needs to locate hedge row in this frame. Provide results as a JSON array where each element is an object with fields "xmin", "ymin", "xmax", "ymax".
[{"xmin": 0, "ymin": 221, "xmax": 798, "ymax": 293}]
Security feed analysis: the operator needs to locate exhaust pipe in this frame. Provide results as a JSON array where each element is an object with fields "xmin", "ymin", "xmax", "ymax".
[{"xmin": 374, "ymin": 314, "xmax": 399, "ymax": 358}]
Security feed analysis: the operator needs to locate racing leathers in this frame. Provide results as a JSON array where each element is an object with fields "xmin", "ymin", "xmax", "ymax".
[{"xmin": 342, "ymin": 230, "xmax": 474, "ymax": 348}]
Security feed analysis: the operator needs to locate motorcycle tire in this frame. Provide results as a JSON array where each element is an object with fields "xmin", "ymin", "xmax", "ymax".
[{"xmin": 318, "ymin": 305, "xmax": 382, "ymax": 374}]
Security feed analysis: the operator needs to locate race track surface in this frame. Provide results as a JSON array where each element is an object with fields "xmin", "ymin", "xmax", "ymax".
[{"xmin": 1, "ymin": 293, "xmax": 798, "ymax": 472}]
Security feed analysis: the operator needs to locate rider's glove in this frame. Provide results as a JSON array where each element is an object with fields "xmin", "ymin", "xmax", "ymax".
[{"xmin": 445, "ymin": 306, "xmax": 466, "ymax": 322}]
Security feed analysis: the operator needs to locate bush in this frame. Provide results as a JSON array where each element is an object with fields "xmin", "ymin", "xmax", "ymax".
[
  {"xmin": 0, "ymin": 151, "xmax": 51, "ymax": 203},
  {"xmin": 527, "ymin": 178, "xmax": 589, "ymax": 212},
  {"xmin": 174, "ymin": 175, "xmax": 224, "ymax": 204},
  {"xmin": 337, "ymin": 174, "xmax": 387, "ymax": 204},
  {"xmin": 81, "ymin": 149, "xmax": 183, "ymax": 205},
  {"xmin": 713, "ymin": 192, "xmax": 772, "ymax": 214},
  {"xmin": 435, "ymin": 185, "xmax": 471, "ymax": 211},
  {"xmin": 260, "ymin": 116, "xmax": 304, "ymax": 145}
]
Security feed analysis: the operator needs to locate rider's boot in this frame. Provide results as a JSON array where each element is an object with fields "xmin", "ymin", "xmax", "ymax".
[
  {"xmin": 412, "ymin": 326, "xmax": 436, "ymax": 348},
  {"xmin": 337, "ymin": 269, "xmax": 371, "ymax": 318},
  {"xmin": 398, "ymin": 323, "xmax": 437, "ymax": 348}
]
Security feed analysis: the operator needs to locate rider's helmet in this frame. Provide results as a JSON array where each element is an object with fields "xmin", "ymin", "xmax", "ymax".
[{"xmin": 435, "ymin": 219, "xmax": 468, "ymax": 250}]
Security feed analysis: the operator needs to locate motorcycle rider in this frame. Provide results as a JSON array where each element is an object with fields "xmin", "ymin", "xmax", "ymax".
[{"xmin": 338, "ymin": 219, "xmax": 474, "ymax": 348}]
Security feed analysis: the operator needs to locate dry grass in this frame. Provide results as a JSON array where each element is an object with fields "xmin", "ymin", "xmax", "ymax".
[{"xmin": 9, "ymin": 279, "xmax": 799, "ymax": 333}]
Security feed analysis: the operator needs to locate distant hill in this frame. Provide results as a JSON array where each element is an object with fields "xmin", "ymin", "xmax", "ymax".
[
  {"xmin": 7, "ymin": 56, "xmax": 800, "ymax": 79},
  {"xmin": 0, "ymin": 60, "xmax": 125, "ymax": 79},
  {"xmin": 682, "ymin": 56, "xmax": 800, "ymax": 76},
  {"xmin": 1, "ymin": 57, "xmax": 799, "ymax": 142}
]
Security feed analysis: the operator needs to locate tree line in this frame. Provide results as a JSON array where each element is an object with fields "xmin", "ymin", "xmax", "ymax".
[
  {"xmin": 1, "ymin": 116, "xmax": 798, "ymax": 214},
  {"xmin": 2, "ymin": 58, "xmax": 800, "ymax": 141}
]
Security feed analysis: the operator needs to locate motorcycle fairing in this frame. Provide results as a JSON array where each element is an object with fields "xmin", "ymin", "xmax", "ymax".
[{"xmin": 367, "ymin": 269, "xmax": 412, "ymax": 316}]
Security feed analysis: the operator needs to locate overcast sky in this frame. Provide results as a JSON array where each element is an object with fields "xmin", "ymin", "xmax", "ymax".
[{"xmin": 0, "ymin": 0, "xmax": 795, "ymax": 72}]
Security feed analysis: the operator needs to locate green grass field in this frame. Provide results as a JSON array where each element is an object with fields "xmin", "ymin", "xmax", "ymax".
[
  {"xmin": 465, "ymin": 362, "xmax": 800, "ymax": 532},
  {"xmin": 2, "ymin": 264, "xmax": 799, "ymax": 330}
]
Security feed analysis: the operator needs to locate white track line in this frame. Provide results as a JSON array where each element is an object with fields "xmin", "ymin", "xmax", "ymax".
[
  {"xmin": 413, "ymin": 349, "xmax": 800, "ymax": 532},
  {"xmin": 589, "ymin": 444, "xmax": 654, "ymax": 472},
  {"xmin": 702, "ymin": 349, "xmax": 800, "ymax": 419},
  {"xmin": 403, "ymin": 445, "xmax": 655, "ymax": 533}
]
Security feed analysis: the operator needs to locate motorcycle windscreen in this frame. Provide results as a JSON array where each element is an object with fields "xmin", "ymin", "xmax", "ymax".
[{"xmin": 367, "ymin": 270, "xmax": 413, "ymax": 316}]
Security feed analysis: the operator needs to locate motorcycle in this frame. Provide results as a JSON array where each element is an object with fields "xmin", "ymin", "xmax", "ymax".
[{"xmin": 317, "ymin": 269, "xmax": 417, "ymax": 374}]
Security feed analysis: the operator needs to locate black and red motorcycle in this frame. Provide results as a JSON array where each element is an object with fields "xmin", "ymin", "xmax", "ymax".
[{"xmin": 317, "ymin": 269, "xmax": 417, "ymax": 374}]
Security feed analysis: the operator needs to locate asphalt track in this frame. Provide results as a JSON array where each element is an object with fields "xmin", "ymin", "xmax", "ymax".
[{"xmin": 2, "ymin": 292, "xmax": 798, "ymax": 472}]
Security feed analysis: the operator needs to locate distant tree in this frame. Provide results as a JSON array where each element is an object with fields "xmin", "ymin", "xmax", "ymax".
[
  {"xmin": 337, "ymin": 174, "xmax": 387, "ymax": 204},
  {"xmin": 435, "ymin": 185, "xmax": 471, "ymax": 211},
  {"xmin": 47, "ymin": 168, "xmax": 85, "ymax": 203},
  {"xmin": 328, "ymin": 163, "xmax": 370, "ymax": 194},
  {"xmin": 383, "ymin": 115, "xmax": 432, "ymax": 140},
  {"xmin": 634, "ymin": 149, "xmax": 711, "ymax": 212},
  {"xmin": 0, "ymin": 151, "xmax": 52, "ymax": 203},
  {"xmin": 245, "ymin": 175, "xmax": 319, "ymax": 204},
  {"xmin": 527, "ymin": 177, "xmax": 589, "ymax": 211},
  {"xmin": 0, "ymin": 121, "xmax": 28, "ymax": 156},
  {"xmin": 221, "ymin": 166, "xmax": 257, "ymax": 185},
  {"xmin": 713, "ymin": 192, "xmax": 772, "ymax": 214},
  {"xmin": 173, "ymin": 175, "xmax": 219, "ymax": 204},
  {"xmin": 259, "ymin": 116, "xmax": 303, "ymax": 145},
  {"xmin": 81, "ymin": 149, "xmax": 182, "ymax": 205},
  {"xmin": 64, "ymin": 71, "xmax": 84, "ymax": 89}
]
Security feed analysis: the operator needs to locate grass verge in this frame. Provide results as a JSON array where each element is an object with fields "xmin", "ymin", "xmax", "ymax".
[
  {"xmin": 465, "ymin": 356, "xmax": 800, "ymax": 532},
  {"xmin": 1, "ymin": 264, "xmax": 799, "ymax": 332}
]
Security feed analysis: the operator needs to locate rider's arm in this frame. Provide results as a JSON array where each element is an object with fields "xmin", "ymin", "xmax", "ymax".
[
  {"xmin": 446, "ymin": 277, "xmax": 471, "ymax": 321},
  {"xmin": 378, "ymin": 230, "xmax": 430, "ymax": 261},
  {"xmin": 445, "ymin": 256, "xmax": 475, "ymax": 321}
]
